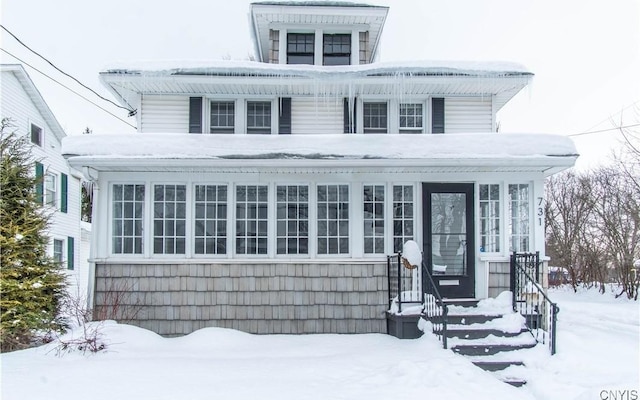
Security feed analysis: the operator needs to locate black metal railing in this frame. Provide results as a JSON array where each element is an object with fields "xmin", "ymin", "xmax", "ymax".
[
  {"xmin": 386, "ymin": 253, "xmax": 448, "ymax": 348},
  {"xmin": 510, "ymin": 252, "xmax": 559, "ymax": 355}
]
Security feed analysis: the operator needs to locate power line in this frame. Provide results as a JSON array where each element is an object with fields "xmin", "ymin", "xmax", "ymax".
[
  {"xmin": 1, "ymin": 48, "xmax": 137, "ymax": 130},
  {"xmin": 1, "ymin": 24, "xmax": 137, "ymax": 115},
  {"xmin": 569, "ymin": 123, "xmax": 640, "ymax": 137}
]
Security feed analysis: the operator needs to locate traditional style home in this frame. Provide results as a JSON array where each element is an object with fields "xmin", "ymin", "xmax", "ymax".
[
  {"xmin": 62, "ymin": 2, "xmax": 577, "ymax": 336},
  {"xmin": 1, "ymin": 64, "xmax": 87, "ymax": 297}
]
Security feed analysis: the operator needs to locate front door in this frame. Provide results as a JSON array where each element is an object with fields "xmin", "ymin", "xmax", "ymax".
[{"xmin": 423, "ymin": 183, "xmax": 475, "ymax": 298}]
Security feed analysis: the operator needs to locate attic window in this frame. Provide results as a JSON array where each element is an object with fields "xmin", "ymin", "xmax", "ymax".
[
  {"xmin": 323, "ymin": 34, "xmax": 351, "ymax": 66},
  {"xmin": 287, "ymin": 33, "xmax": 314, "ymax": 65},
  {"xmin": 30, "ymin": 123, "xmax": 43, "ymax": 146}
]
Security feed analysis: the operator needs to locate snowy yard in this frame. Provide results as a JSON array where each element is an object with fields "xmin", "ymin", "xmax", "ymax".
[{"xmin": 1, "ymin": 286, "xmax": 638, "ymax": 400}]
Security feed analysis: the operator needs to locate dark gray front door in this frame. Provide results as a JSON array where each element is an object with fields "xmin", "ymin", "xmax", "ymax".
[{"xmin": 423, "ymin": 183, "xmax": 475, "ymax": 298}]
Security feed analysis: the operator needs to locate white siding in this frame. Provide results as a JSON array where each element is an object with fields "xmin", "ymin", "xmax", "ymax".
[
  {"xmin": 140, "ymin": 95, "xmax": 189, "ymax": 133},
  {"xmin": 291, "ymin": 97, "xmax": 343, "ymax": 135},
  {"xmin": 445, "ymin": 96, "xmax": 493, "ymax": 133}
]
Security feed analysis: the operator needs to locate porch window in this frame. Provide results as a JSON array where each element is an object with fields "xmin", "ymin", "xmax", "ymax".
[
  {"xmin": 317, "ymin": 184, "xmax": 349, "ymax": 254},
  {"xmin": 112, "ymin": 184, "xmax": 144, "ymax": 254},
  {"xmin": 399, "ymin": 103, "xmax": 423, "ymax": 133},
  {"xmin": 236, "ymin": 185, "xmax": 268, "ymax": 255},
  {"xmin": 276, "ymin": 185, "xmax": 309, "ymax": 255},
  {"xmin": 30, "ymin": 123, "xmax": 42, "ymax": 146},
  {"xmin": 287, "ymin": 33, "xmax": 314, "ymax": 65},
  {"xmin": 363, "ymin": 185, "xmax": 385, "ymax": 254},
  {"xmin": 44, "ymin": 173, "xmax": 57, "ymax": 207},
  {"xmin": 194, "ymin": 185, "xmax": 227, "ymax": 255},
  {"xmin": 363, "ymin": 102, "xmax": 387, "ymax": 133},
  {"xmin": 53, "ymin": 239, "xmax": 64, "ymax": 264},
  {"xmin": 393, "ymin": 185, "xmax": 414, "ymax": 253},
  {"xmin": 509, "ymin": 184, "xmax": 530, "ymax": 252},
  {"xmin": 153, "ymin": 185, "xmax": 186, "ymax": 254},
  {"xmin": 479, "ymin": 184, "xmax": 500, "ymax": 252},
  {"xmin": 323, "ymin": 34, "xmax": 351, "ymax": 66},
  {"xmin": 210, "ymin": 101, "xmax": 235, "ymax": 133},
  {"xmin": 247, "ymin": 101, "xmax": 271, "ymax": 134}
]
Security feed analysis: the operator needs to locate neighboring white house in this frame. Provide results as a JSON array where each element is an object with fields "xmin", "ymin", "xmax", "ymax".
[
  {"xmin": 1, "ymin": 64, "xmax": 88, "ymax": 298},
  {"xmin": 61, "ymin": 1, "xmax": 578, "ymax": 336}
]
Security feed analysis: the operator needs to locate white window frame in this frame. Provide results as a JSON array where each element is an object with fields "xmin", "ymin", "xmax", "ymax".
[
  {"xmin": 152, "ymin": 184, "xmax": 187, "ymax": 255},
  {"xmin": 363, "ymin": 184, "xmax": 386, "ymax": 255},
  {"xmin": 111, "ymin": 183, "xmax": 145, "ymax": 256},
  {"xmin": 479, "ymin": 183, "xmax": 501, "ymax": 254},
  {"xmin": 53, "ymin": 238, "xmax": 64, "ymax": 265},
  {"xmin": 276, "ymin": 184, "xmax": 310, "ymax": 256},
  {"xmin": 391, "ymin": 184, "xmax": 416, "ymax": 254},
  {"xmin": 362, "ymin": 101, "xmax": 388, "ymax": 133},
  {"xmin": 193, "ymin": 184, "xmax": 228, "ymax": 256},
  {"xmin": 234, "ymin": 184, "xmax": 269, "ymax": 256},
  {"xmin": 316, "ymin": 183, "xmax": 350, "ymax": 256},
  {"xmin": 44, "ymin": 172, "xmax": 57, "ymax": 207},
  {"xmin": 508, "ymin": 183, "xmax": 531, "ymax": 253},
  {"xmin": 399, "ymin": 103, "xmax": 424, "ymax": 133},
  {"xmin": 246, "ymin": 100, "xmax": 273, "ymax": 134},
  {"xmin": 209, "ymin": 100, "xmax": 235, "ymax": 134}
]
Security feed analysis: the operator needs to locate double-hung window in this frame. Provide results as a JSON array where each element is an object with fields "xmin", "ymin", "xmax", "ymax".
[
  {"xmin": 317, "ymin": 185, "xmax": 349, "ymax": 254},
  {"xmin": 393, "ymin": 185, "xmax": 414, "ymax": 253},
  {"xmin": 153, "ymin": 185, "xmax": 186, "ymax": 255},
  {"xmin": 287, "ymin": 33, "xmax": 314, "ymax": 65},
  {"xmin": 112, "ymin": 184, "xmax": 145, "ymax": 254},
  {"xmin": 509, "ymin": 184, "xmax": 530, "ymax": 252},
  {"xmin": 44, "ymin": 173, "xmax": 57, "ymax": 207},
  {"xmin": 323, "ymin": 34, "xmax": 351, "ymax": 66},
  {"xmin": 194, "ymin": 185, "xmax": 227, "ymax": 255},
  {"xmin": 399, "ymin": 103, "xmax": 423, "ymax": 133},
  {"xmin": 30, "ymin": 123, "xmax": 42, "ymax": 146},
  {"xmin": 247, "ymin": 101, "xmax": 271, "ymax": 134},
  {"xmin": 276, "ymin": 185, "xmax": 309, "ymax": 255},
  {"xmin": 363, "ymin": 185, "xmax": 385, "ymax": 254},
  {"xmin": 53, "ymin": 239, "xmax": 64, "ymax": 264},
  {"xmin": 363, "ymin": 102, "xmax": 387, "ymax": 133},
  {"xmin": 210, "ymin": 101, "xmax": 234, "ymax": 133},
  {"xmin": 479, "ymin": 184, "xmax": 501, "ymax": 253},
  {"xmin": 236, "ymin": 185, "xmax": 268, "ymax": 255}
]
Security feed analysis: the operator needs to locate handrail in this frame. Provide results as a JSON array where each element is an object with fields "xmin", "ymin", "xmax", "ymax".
[
  {"xmin": 420, "ymin": 259, "xmax": 449, "ymax": 349},
  {"xmin": 510, "ymin": 252, "xmax": 559, "ymax": 355}
]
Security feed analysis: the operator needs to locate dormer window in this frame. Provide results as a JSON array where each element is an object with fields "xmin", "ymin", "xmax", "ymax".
[
  {"xmin": 287, "ymin": 33, "xmax": 315, "ymax": 65},
  {"xmin": 323, "ymin": 34, "xmax": 351, "ymax": 66}
]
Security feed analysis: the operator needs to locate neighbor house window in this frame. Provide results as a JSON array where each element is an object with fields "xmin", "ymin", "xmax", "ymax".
[
  {"xmin": 287, "ymin": 33, "xmax": 314, "ymax": 65},
  {"xmin": 112, "ymin": 184, "xmax": 144, "ymax": 254},
  {"xmin": 53, "ymin": 239, "xmax": 64, "ymax": 264},
  {"xmin": 399, "ymin": 103, "xmax": 423, "ymax": 133},
  {"xmin": 236, "ymin": 185, "xmax": 268, "ymax": 255},
  {"xmin": 210, "ymin": 101, "xmax": 234, "ymax": 133},
  {"xmin": 393, "ymin": 185, "xmax": 414, "ymax": 253},
  {"xmin": 30, "ymin": 123, "xmax": 42, "ymax": 146},
  {"xmin": 247, "ymin": 101, "xmax": 271, "ymax": 134},
  {"xmin": 317, "ymin": 184, "xmax": 349, "ymax": 254},
  {"xmin": 323, "ymin": 34, "xmax": 351, "ymax": 65},
  {"xmin": 44, "ymin": 173, "xmax": 57, "ymax": 207},
  {"xmin": 276, "ymin": 185, "xmax": 309, "ymax": 255},
  {"xmin": 194, "ymin": 185, "xmax": 227, "ymax": 255},
  {"xmin": 153, "ymin": 185, "xmax": 186, "ymax": 255},
  {"xmin": 363, "ymin": 102, "xmax": 387, "ymax": 133},
  {"xmin": 509, "ymin": 184, "xmax": 530, "ymax": 252},
  {"xmin": 479, "ymin": 184, "xmax": 500, "ymax": 252},
  {"xmin": 363, "ymin": 185, "xmax": 385, "ymax": 254}
]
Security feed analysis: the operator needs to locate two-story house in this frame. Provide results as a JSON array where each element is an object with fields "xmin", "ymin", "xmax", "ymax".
[
  {"xmin": 1, "ymin": 64, "xmax": 87, "ymax": 298},
  {"xmin": 62, "ymin": 2, "xmax": 577, "ymax": 336}
]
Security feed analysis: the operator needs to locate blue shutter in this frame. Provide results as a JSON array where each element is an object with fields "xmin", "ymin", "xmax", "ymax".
[
  {"xmin": 189, "ymin": 97, "xmax": 203, "ymax": 133},
  {"xmin": 61, "ymin": 173, "xmax": 68, "ymax": 213},
  {"xmin": 67, "ymin": 236, "xmax": 75, "ymax": 270},
  {"xmin": 35, "ymin": 162, "xmax": 44, "ymax": 204},
  {"xmin": 432, "ymin": 98, "xmax": 445, "ymax": 134}
]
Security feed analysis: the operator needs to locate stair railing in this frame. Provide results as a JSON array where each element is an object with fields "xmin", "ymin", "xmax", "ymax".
[
  {"xmin": 510, "ymin": 252, "xmax": 559, "ymax": 355},
  {"xmin": 420, "ymin": 259, "xmax": 449, "ymax": 349}
]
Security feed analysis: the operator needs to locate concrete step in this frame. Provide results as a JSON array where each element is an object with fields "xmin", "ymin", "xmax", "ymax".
[
  {"xmin": 472, "ymin": 360, "xmax": 525, "ymax": 371},
  {"xmin": 443, "ymin": 298, "xmax": 480, "ymax": 308},
  {"xmin": 444, "ymin": 328, "xmax": 529, "ymax": 339},
  {"xmin": 451, "ymin": 342, "xmax": 537, "ymax": 356},
  {"xmin": 446, "ymin": 314, "xmax": 502, "ymax": 325}
]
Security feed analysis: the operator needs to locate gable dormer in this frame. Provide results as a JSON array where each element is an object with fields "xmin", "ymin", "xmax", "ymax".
[{"xmin": 250, "ymin": 2, "xmax": 389, "ymax": 65}]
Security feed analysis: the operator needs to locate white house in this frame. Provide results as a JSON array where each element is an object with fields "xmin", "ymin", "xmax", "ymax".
[
  {"xmin": 62, "ymin": 2, "xmax": 577, "ymax": 336},
  {"xmin": 1, "ymin": 64, "xmax": 88, "ymax": 298}
]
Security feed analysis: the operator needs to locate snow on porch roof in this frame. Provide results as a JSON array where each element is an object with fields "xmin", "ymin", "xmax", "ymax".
[{"xmin": 62, "ymin": 133, "xmax": 577, "ymax": 174}]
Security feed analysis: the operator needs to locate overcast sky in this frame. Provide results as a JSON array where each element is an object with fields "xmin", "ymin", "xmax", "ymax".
[{"xmin": 1, "ymin": 0, "xmax": 639, "ymax": 169}]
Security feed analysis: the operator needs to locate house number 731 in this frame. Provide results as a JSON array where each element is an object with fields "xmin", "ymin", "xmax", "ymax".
[{"xmin": 537, "ymin": 197, "xmax": 544, "ymax": 226}]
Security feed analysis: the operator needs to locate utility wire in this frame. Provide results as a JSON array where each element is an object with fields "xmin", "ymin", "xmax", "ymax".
[
  {"xmin": 1, "ymin": 48, "xmax": 137, "ymax": 130},
  {"xmin": 569, "ymin": 123, "xmax": 640, "ymax": 137},
  {"xmin": 1, "ymin": 24, "xmax": 137, "ymax": 115}
]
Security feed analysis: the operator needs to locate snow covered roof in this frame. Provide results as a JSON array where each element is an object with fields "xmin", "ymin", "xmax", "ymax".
[{"xmin": 62, "ymin": 133, "xmax": 577, "ymax": 175}]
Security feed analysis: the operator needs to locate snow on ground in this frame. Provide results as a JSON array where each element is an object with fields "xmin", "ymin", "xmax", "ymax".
[{"xmin": 1, "ymin": 286, "xmax": 638, "ymax": 400}]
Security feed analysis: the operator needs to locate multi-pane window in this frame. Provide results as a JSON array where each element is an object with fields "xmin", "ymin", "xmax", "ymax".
[
  {"xmin": 480, "ymin": 184, "xmax": 501, "ymax": 252},
  {"xmin": 363, "ymin": 185, "xmax": 385, "ymax": 254},
  {"xmin": 236, "ymin": 185, "xmax": 268, "ymax": 255},
  {"xmin": 247, "ymin": 101, "xmax": 271, "ymax": 134},
  {"xmin": 53, "ymin": 239, "xmax": 64, "ymax": 264},
  {"xmin": 113, "ymin": 184, "xmax": 144, "ymax": 254},
  {"xmin": 30, "ymin": 123, "xmax": 42, "ymax": 146},
  {"xmin": 276, "ymin": 185, "xmax": 309, "ymax": 255},
  {"xmin": 44, "ymin": 173, "xmax": 57, "ymax": 206},
  {"xmin": 323, "ymin": 34, "xmax": 351, "ymax": 65},
  {"xmin": 287, "ymin": 33, "xmax": 314, "ymax": 65},
  {"xmin": 317, "ymin": 185, "xmax": 349, "ymax": 254},
  {"xmin": 509, "ymin": 184, "xmax": 530, "ymax": 252},
  {"xmin": 363, "ymin": 102, "xmax": 387, "ymax": 133},
  {"xmin": 194, "ymin": 185, "xmax": 227, "ymax": 255},
  {"xmin": 393, "ymin": 185, "xmax": 414, "ymax": 253},
  {"xmin": 399, "ymin": 103, "xmax": 423, "ymax": 133},
  {"xmin": 210, "ymin": 101, "xmax": 234, "ymax": 133},
  {"xmin": 153, "ymin": 185, "xmax": 186, "ymax": 254}
]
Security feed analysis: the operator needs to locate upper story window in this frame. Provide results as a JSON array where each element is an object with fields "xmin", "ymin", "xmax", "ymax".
[
  {"xmin": 287, "ymin": 33, "xmax": 314, "ymax": 65},
  {"xmin": 30, "ymin": 123, "xmax": 43, "ymax": 146},
  {"xmin": 45, "ymin": 173, "xmax": 57, "ymax": 207},
  {"xmin": 399, "ymin": 103, "xmax": 423, "ymax": 133},
  {"xmin": 247, "ymin": 101, "xmax": 272, "ymax": 134},
  {"xmin": 363, "ymin": 102, "xmax": 387, "ymax": 133},
  {"xmin": 323, "ymin": 34, "xmax": 351, "ymax": 66},
  {"xmin": 210, "ymin": 101, "xmax": 235, "ymax": 134}
]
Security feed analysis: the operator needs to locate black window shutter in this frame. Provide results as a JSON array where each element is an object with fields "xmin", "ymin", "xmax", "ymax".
[
  {"xmin": 343, "ymin": 98, "xmax": 357, "ymax": 133},
  {"xmin": 279, "ymin": 98, "xmax": 291, "ymax": 134},
  {"xmin": 35, "ymin": 162, "xmax": 44, "ymax": 204},
  {"xmin": 432, "ymin": 98, "xmax": 445, "ymax": 134},
  {"xmin": 61, "ymin": 173, "xmax": 68, "ymax": 213},
  {"xmin": 67, "ymin": 236, "xmax": 74, "ymax": 270},
  {"xmin": 189, "ymin": 97, "xmax": 203, "ymax": 133}
]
